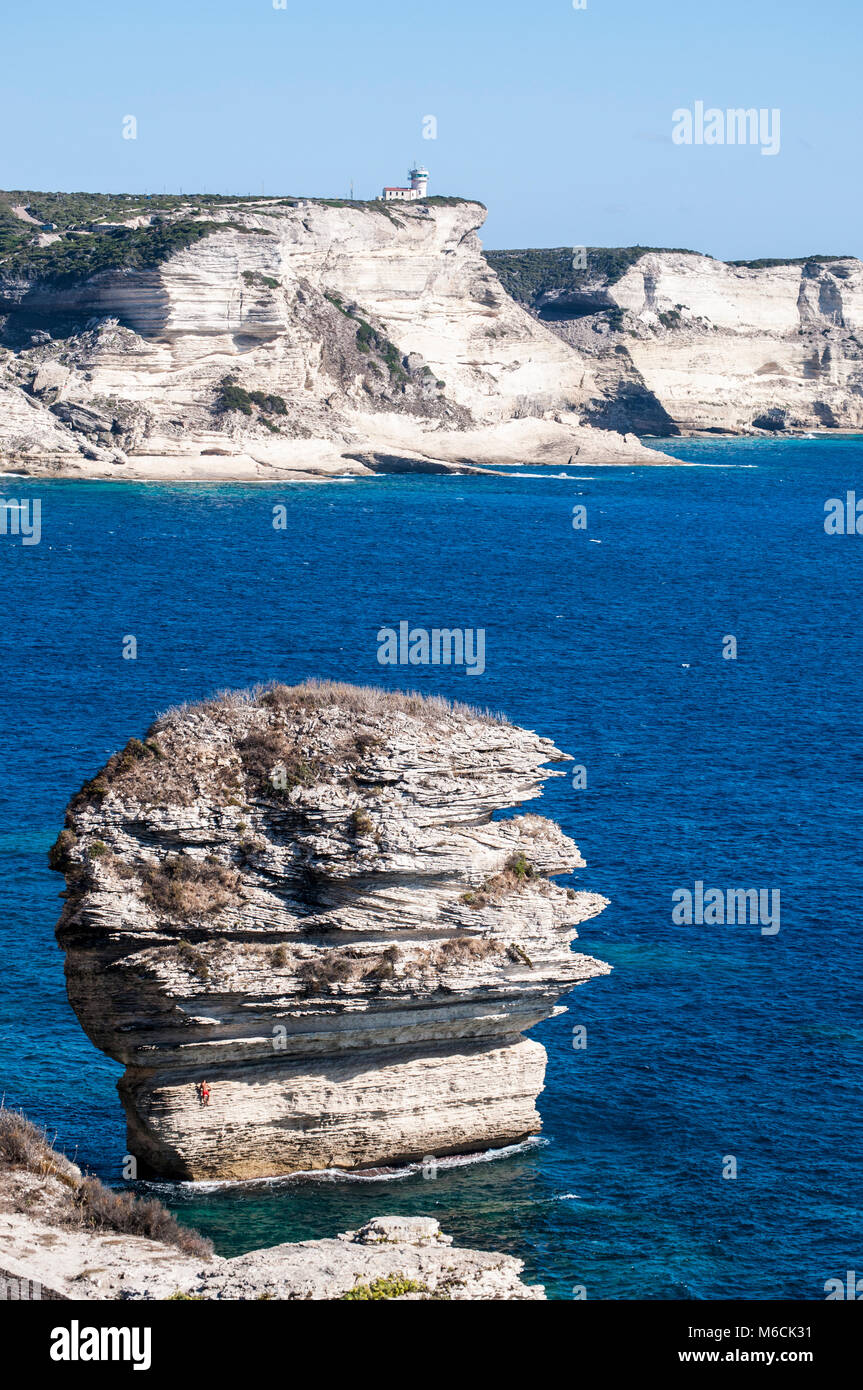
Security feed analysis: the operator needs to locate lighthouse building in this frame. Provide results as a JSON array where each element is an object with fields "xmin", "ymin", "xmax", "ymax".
[{"xmin": 381, "ymin": 167, "xmax": 429, "ymax": 202}]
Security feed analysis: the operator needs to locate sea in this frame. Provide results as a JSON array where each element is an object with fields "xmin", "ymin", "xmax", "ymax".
[{"xmin": 1, "ymin": 435, "xmax": 861, "ymax": 1300}]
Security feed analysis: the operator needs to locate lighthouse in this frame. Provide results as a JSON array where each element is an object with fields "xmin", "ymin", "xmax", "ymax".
[
  {"xmin": 409, "ymin": 166, "xmax": 429, "ymax": 198},
  {"xmin": 381, "ymin": 166, "xmax": 430, "ymax": 202}
]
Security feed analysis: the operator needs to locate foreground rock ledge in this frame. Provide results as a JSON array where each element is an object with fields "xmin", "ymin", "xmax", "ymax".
[
  {"xmin": 0, "ymin": 1190, "xmax": 543, "ymax": 1301},
  {"xmin": 54, "ymin": 681, "xmax": 610, "ymax": 1180}
]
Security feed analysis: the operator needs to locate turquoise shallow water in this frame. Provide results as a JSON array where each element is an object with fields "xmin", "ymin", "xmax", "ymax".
[{"xmin": 1, "ymin": 435, "xmax": 862, "ymax": 1299}]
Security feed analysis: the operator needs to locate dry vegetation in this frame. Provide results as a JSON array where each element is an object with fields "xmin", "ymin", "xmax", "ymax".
[
  {"xmin": 174, "ymin": 942, "xmax": 211, "ymax": 980},
  {"xmin": 460, "ymin": 854, "xmax": 539, "ymax": 910},
  {"xmin": 296, "ymin": 936, "xmax": 504, "ymax": 996},
  {"xmin": 178, "ymin": 678, "xmax": 509, "ymax": 729},
  {"xmin": 141, "ymin": 854, "xmax": 240, "ymax": 920},
  {"xmin": 237, "ymin": 726, "xmax": 325, "ymax": 797},
  {"xmin": 69, "ymin": 736, "xmax": 165, "ymax": 810},
  {"xmin": 0, "ymin": 1106, "xmax": 78, "ymax": 1182},
  {"xmin": 349, "ymin": 807, "xmax": 376, "ymax": 838},
  {"xmin": 0, "ymin": 1104, "xmax": 212, "ymax": 1258},
  {"xmin": 432, "ymin": 936, "xmax": 503, "ymax": 966},
  {"xmin": 54, "ymin": 681, "xmax": 511, "ymax": 847},
  {"xmin": 296, "ymin": 953, "xmax": 357, "ymax": 995}
]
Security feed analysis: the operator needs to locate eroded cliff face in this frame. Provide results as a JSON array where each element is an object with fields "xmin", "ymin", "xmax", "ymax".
[
  {"xmin": 53, "ymin": 682, "xmax": 609, "ymax": 1180},
  {"xmin": 508, "ymin": 250, "xmax": 863, "ymax": 435},
  {"xmin": 0, "ymin": 200, "xmax": 662, "ymax": 476}
]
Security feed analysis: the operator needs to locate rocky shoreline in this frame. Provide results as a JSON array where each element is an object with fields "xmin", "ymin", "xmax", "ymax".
[{"xmin": 0, "ymin": 1161, "xmax": 542, "ymax": 1300}]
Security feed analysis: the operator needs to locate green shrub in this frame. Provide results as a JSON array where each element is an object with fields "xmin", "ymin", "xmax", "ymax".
[
  {"xmin": 216, "ymin": 377, "xmax": 287, "ymax": 417},
  {"xmin": 507, "ymin": 853, "xmax": 534, "ymax": 883},
  {"xmin": 48, "ymin": 828, "xmax": 77, "ymax": 873},
  {"xmin": 483, "ymin": 245, "xmax": 701, "ymax": 309},
  {"xmin": 241, "ymin": 270, "xmax": 280, "ymax": 289},
  {"xmin": 341, "ymin": 1274, "xmax": 429, "ymax": 1300},
  {"xmin": 1, "ymin": 219, "xmax": 224, "ymax": 287}
]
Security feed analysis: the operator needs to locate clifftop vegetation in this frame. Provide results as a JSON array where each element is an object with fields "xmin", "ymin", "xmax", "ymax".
[
  {"xmin": 727, "ymin": 254, "xmax": 853, "ymax": 269},
  {"xmin": 0, "ymin": 1103, "xmax": 212, "ymax": 1257},
  {"xmin": 483, "ymin": 245, "xmax": 700, "ymax": 309},
  {"xmin": 484, "ymin": 245, "xmax": 857, "ymax": 312},
  {"xmin": 0, "ymin": 189, "xmax": 483, "ymax": 288}
]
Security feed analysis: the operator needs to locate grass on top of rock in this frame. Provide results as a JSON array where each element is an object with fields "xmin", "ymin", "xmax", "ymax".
[
  {"xmin": 297, "ymin": 953, "xmax": 357, "ymax": 995},
  {"xmin": 0, "ymin": 1103, "xmax": 212, "ymax": 1258},
  {"xmin": 433, "ymin": 936, "xmax": 503, "ymax": 966},
  {"xmin": 160, "ymin": 678, "xmax": 508, "ymax": 729},
  {"xmin": 141, "ymin": 854, "xmax": 241, "ymax": 920},
  {"xmin": 68, "ymin": 736, "xmax": 163, "ymax": 811},
  {"xmin": 241, "ymin": 678, "xmax": 508, "ymax": 727},
  {"xmin": 70, "ymin": 1177, "xmax": 213, "ymax": 1257},
  {"xmin": 1, "ymin": 189, "xmax": 271, "ymax": 231},
  {"xmin": 349, "ymin": 807, "xmax": 376, "ymax": 837},
  {"xmin": 0, "ymin": 217, "xmax": 225, "ymax": 287},
  {"xmin": 727, "ymin": 254, "xmax": 853, "ymax": 269},
  {"xmin": 0, "ymin": 1105, "xmax": 78, "ymax": 1183},
  {"xmin": 174, "ymin": 942, "xmax": 211, "ymax": 980},
  {"xmin": 297, "ymin": 937, "xmax": 505, "ymax": 997},
  {"xmin": 461, "ymin": 854, "xmax": 539, "ymax": 910}
]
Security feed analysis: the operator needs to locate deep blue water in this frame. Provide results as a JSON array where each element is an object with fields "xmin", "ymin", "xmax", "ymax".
[{"xmin": 1, "ymin": 436, "xmax": 862, "ymax": 1300}]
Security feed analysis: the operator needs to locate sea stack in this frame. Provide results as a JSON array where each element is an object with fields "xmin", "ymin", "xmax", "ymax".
[{"xmin": 53, "ymin": 682, "xmax": 609, "ymax": 1180}]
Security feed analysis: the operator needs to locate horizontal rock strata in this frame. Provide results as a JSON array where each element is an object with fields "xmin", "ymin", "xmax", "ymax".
[
  {"xmin": 494, "ymin": 247, "xmax": 863, "ymax": 435},
  {"xmin": 54, "ymin": 681, "xmax": 609, "ymax": 1179},
  {"xmin": 0, "ymin": 199, "xmax": 668, "ymax": 476}
]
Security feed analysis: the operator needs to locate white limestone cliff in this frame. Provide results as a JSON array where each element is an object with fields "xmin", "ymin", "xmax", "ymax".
[
  {"xmin": 0, "ymin": 200, "xmax": 666, "ymax": 477},
  {"xmin": 533, "ymin": 251, "xmax": 863, "ymax": 435}
]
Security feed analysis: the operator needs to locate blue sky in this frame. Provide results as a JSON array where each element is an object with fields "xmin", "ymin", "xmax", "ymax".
[{"xmin": 4, "ymin": 0, "xmax": 861, "ymax": 256}]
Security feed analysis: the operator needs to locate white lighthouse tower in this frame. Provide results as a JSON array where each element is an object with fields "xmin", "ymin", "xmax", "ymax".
[{"xmin": 409, "ymin": 165, "xmax": 429, "ymax": 198}]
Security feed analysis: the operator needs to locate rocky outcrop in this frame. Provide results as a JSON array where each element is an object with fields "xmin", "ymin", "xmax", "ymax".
[
  {"xmin": 0, "ymin": 1171, "xmax": 542, "ymax": 1300},
  {"xmin": 489, "ymin": 247, "xmax": 863, "ymax": 435},
  {"xmin": 0, "ymin": 199, "xmax": 668, "ymax": 476},
  {"xmin": 52, "ymin": 681, "xmax": 609, "ymax": 1181}
]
